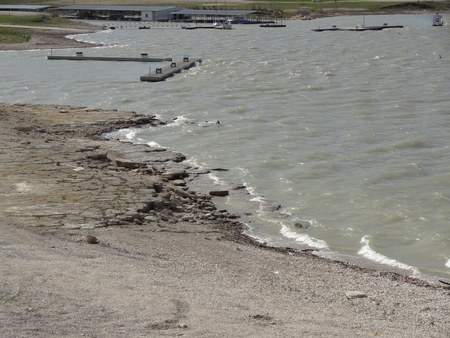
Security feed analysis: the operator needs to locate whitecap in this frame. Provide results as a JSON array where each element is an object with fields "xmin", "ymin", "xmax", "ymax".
[
  {"xmin": 280, "ymin": 224, "xmax": 328, "ymax": 249},
  {"xmin": 146, "ymin": 141, "xmax": 163, "ymax": 148},
  {"xmin": 358, "ymin": 236, "xmax": 416, "ymax": 272}
]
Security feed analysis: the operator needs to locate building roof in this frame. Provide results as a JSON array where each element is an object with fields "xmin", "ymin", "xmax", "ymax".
[
  {"xmin": 170, "ymin": 9, "xmax": 271, "ymax": 16},
  {"xmin": 56, "ymin": 6, "xmax": 181, "ymax": 12},
  {"xmin": 0, "ymin": 5, "xmax": 55, "ymax": 11}
]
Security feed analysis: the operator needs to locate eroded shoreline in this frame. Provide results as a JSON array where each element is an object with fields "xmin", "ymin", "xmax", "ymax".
[
  {"xmin": 1, "ymin": 102, "xmax": 450, "ymax": 337},
  {"xmin": 2, "ymin": 102, "xmax": 441, "ymax": 283}
]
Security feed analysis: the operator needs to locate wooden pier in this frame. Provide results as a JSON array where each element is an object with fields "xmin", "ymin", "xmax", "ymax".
[
  {"xmin": 140, "ymin": 57, "xmax": 201, "ymax": 82},
  {"xmin": 47, "ymin": 52, "xmax": 172, "ymax": 62}
]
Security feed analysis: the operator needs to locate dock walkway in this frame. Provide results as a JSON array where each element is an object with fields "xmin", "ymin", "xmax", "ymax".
[
  {"xmin": 140, "ymin": 57, "xmax": 201, "ymax": 82},
  {"xmin": 48, "ymin": 52, "xmax": 171, "ymax": 62},
  {"xmin": 312, "ymin": 24, "xmax": 403, "ymax": 32}
]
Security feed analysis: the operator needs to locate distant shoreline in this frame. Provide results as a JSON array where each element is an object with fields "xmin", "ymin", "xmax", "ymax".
[{"xmin": 1, "ymin": 10, "xmax": 446, "ymax": 51}]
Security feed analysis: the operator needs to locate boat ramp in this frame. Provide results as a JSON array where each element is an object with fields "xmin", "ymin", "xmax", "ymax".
[{"xmin": 140, "ymin": 57, "xmax": 202, "ymax": 82}]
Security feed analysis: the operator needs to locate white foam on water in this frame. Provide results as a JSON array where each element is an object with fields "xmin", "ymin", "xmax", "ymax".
[
  {"xmin": 358, "ymin": 236, "xmax": 418, "ymax": 274},
  {"xmin": 207, "ymin": 172, "xmax": 221, "ymax": 184},
  {"xmin": 445, "ymin": 259, "xmax": 450, "ymax": 268},
  {"xmin": 123, "ymin": 129, "xmax": 137, "ymax": 140},
  {"xmin": 280, "ymin": 224, "xmax": 328, "ymax": 249},
  {"xmin": 163, "ymin": 115, "xmax": 190, "ymax": 127},
  {"xmin": 146, "ymin": 141, "xmax": 163, "ymax": 148},
  {"xmin": 249, "ymin": 194, "xmax": 264, "ymax": 203}
]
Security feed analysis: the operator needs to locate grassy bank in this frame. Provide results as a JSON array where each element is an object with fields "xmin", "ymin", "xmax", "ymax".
[
  {"xmin": 0, "ymin": 14, "xmax": 99, "ymax": 45},
  {"xmin": 0, "ymin": 14, "xmax": 88, "ymax": 27},
  {"xmin": 0, "ymin": 27, "xmax": 30, "ymax": 43}
]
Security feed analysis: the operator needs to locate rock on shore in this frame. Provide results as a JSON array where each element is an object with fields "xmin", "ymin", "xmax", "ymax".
[{"xmin": 0, "ymin": 103, "xmax": 247, "ymax": 236}]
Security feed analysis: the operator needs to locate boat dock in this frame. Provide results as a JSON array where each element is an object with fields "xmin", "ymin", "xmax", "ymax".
[
  {"xmin": 140, "ymin": 57, "xmax": 201, "ymax": 82},
  {"xmin": 312, "ymin": 24, "xmax": 403, "ymax": 32},
  {"xmin": 433, "ymin": 13, "xmax": 444, "ymax": 26},
  {"xmin": 182, "ymin": 26, "xmax": 215, "ymax": 30},
  {"xmin": 47, "ymin": 52, "xmax": 172, "ymax": 62}
]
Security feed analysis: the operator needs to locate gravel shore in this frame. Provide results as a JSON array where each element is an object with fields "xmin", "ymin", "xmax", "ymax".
[{"xmin": 0, "ymin": 102, "xmax": 449, "ymax": 337}]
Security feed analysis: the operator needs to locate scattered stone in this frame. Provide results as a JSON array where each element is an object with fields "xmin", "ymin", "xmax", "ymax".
[
  {"xmin": 264, "ymin": 204, "xmax": 281, "ymax": 212},
  {"xmin": 120, "ymin": 215, "xmax": 135, "ymax": 222},
  {"xmin": 209, "ymin": 190, "xmax": 229, "ymax": 197},
  {"xmin": 154, "ymin": 183, "xmax": 164, "ymax": 193},
  {"xmin": 345, "ymin": 291, "xmax": 367, "ymax": 299},
  {"xmin": 161, "ymin": 170, "xmax": 187, "ymax": 180},
  {"xmin": 114, "ymin": 158, "xmax": 146, "ymax": 169},
  {"xmin": 136, "ymin": 168, "xmax": 154, "ymax": 175},
  {"xmin": 172, "ymin": 179, "xmax": 186, "ymax": 186},
  {"xmin": 160, "ymin": 192, "xmax": 171, "ymax": 200},
  {"xmin": 294, "ymin": 221, "xmax": 312, "ymax": 229},
  {"xmin": 178, "ymin": 323, "xmax": 187, "ymax": 328},
  {"xmin": 84, "ymin": 235, "xmax": 98, "ymax": 244}
]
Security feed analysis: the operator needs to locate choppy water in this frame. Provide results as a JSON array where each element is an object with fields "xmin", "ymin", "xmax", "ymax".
[{"xmin": 1, "ymin": 14, "xmax": 449, "ymax": 281}]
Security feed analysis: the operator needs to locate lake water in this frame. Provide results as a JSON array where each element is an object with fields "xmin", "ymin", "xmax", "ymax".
[{"xmin": 1, "ymin": 14, "xmax": 449, "ymax": 282}]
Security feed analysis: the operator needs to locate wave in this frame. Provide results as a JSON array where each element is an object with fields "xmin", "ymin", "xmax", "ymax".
[
  {"xmin": 280, "ymin": 223, "xmax": 328, "ymax": 249},
  {"xmin": 392, "ymin": 138, "xmax": 433, "ymax": 149},
  {"xmin": 358, "ymin": 236, "xmax": 419, "ymax": 275}
]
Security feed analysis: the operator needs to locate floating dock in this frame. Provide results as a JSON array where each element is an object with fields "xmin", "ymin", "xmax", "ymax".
[
  {"xmin": 182, "ymin": 26, "xmax": 215, "ymax": 30},
  {"xmin": 433, "ymin": 14, "xmax": 444, "ymax": 26},
  {"xmin": 140, "ymin": 57, "xmax": 201, "ymax": 82},
  {"xmin": 47, "ymin": 52, "xmax": 172, "ymax": 62},
  {"xmin": 312, "ymin": 24, "xmax": 403, "ymax": 32}
]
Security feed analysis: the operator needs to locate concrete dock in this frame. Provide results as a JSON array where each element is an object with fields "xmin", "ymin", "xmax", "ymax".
[
  {"xmin": 48, "ymin": 52, "xmax": 172, "ymax": 62},
  {"xmin": 140, "ymin": 57, "xmax": 201, "ymax": 82}
]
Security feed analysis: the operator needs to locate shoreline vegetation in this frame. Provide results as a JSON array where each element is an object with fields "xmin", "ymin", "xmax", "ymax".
[{"xmin": 1, "ymin": 7, "xmax": 450, "ymax": 337}]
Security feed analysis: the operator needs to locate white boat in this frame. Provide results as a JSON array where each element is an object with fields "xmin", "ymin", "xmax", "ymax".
[
  {"xmin": 213, "ymin": 19, "xmax": 232, "ymax": 30},
  {"xmin": 433, "ymin": 13, "xmax": 444, "ymax": 26},
  {"xmin": 213, "ymin": 0, "xmax": 232, "ymax": 30}
]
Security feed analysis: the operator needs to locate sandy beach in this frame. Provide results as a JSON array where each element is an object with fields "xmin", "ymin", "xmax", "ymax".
[{"xmin": 1, "ymin": 20, "xmax": 450, "ymax": 337}]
